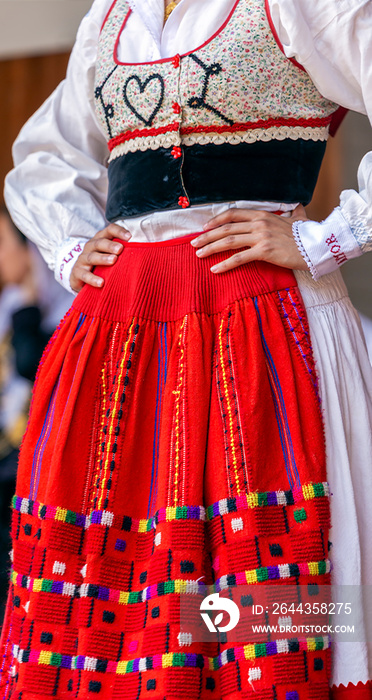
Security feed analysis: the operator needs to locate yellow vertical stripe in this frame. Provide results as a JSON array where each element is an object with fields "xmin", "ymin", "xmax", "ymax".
[
  {"xmin": 172, "ymin": 316, "xmax": 187, "ymax": 505},
  {"xmin": 90, "ymin": 362, "xmax": 108, "ymax": 511},
  {"xmin": 218, "ymin": 315, "xmax": 240, "ymax": 496},
  {"xmin": 98, "ymin": 319, "xmax": 135, "ymax": 510}
]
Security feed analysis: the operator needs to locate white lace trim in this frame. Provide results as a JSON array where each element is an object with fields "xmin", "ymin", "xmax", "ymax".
[
  {"xmin": 108, "ymin": 125, "xmax": 330, "ymax": 161},
  {"xmin": 292, "ymin": 221, "xmax": 318, "ymax": 280},
  {"xmin": 349, "ymin": 221, "xmax": 372, "ymax": 253},
  {"xmin": 292, "ymin": 220, "xmax": 318, "ymax": 280},
  {"xmin": 182, "ymin": 125, "xmax": 329, "ymax": 147},
  {"xmin": 109, "ymin": 132, "xmax": 181, "ymax": 161}
]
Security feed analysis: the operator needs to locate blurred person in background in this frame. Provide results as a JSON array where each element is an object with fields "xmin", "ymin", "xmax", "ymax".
[{"xmin": 0, "ymin": 207, "xmax": 71, "ymax": 624}]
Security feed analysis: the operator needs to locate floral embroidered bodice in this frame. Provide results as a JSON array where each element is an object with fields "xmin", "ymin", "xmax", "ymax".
[{"xmin": 94, "ymin": 0, "xmax": 340, "ymax": 219}]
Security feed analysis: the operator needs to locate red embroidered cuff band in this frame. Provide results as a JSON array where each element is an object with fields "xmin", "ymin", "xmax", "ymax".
[
  {"xmin": 54, "ymin": 237, "xmax": 89, "ymax": 296},
  {"xmin": 292, "ymin": 207, "xmax": 362, "ymax": 281}
]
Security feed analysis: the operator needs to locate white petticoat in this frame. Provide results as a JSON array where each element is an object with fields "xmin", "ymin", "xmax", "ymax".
[{"xmin": 294, "ymin": 268, "xmax": 372, "ymax": 687}]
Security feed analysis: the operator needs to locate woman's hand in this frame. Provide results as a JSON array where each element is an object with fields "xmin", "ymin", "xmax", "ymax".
[
  {"xmin": 190, "ymin": 204, "xmax": 309, "ymax": 273},
  {"xmin": 70, "ymin": 224, "xmax": 131, "ymax": 293}
]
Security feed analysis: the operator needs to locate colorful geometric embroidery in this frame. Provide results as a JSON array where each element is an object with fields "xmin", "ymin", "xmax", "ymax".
[
  {"xmin": 11, "ymin": 481, "xmax": 329, "ymax": 531},
  {"xmin": 10, "ymin": 557, "xmax": 331, "ymax": 603},
  {"xmin": 12, "ymin": 635, "xmax": 330, "ymax": 673},
  {"xmin": 277, "ymin": 288, "xmax": 321, "ymax": 403}
]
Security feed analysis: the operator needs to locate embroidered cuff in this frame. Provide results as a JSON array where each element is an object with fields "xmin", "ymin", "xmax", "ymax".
[
  {"xmin": 54, "ymin": 237, "xmax": 89, "ymax": 296},
  {"xmin": 292, "ymin": 207, "xmax": 363, "ymax": 281}
]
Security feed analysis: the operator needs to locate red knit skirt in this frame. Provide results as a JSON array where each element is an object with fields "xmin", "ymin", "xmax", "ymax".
[{"xmin": 0, "ymin": 232, "xmax": 333, "ymax": 699}]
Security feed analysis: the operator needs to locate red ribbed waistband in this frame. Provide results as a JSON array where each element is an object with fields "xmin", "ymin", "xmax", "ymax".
[{"xmin": 73, "ymin": 231, "xmax": 297, "ymax": 323}]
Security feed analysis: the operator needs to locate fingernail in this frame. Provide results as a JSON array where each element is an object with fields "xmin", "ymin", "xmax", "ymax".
[
  {"xmin": 210, "ymin": 264, "xmax": 219, "ymax": 272},
  {"xmin": 108, "ymin": 255, "xmax": 116, "ymax": 262},
  {"xmin": 113, "ymin": 244, "xmax": 123, "ymax": 253},
  {"xmin": 195, "ymin": 248, "xmax": 203, "ymax": 256},
  {"xmin": 123, "ymin": 232, "xmax": 132, "ymax": 240},
  {"xmin": 190, "ymin": 237, "xmax": 199, "ymax": 246}
]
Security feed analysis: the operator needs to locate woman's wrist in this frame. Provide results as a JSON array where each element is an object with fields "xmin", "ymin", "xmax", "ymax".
[
  {"xmin": 291, "ymin": 207, "xmax": 363, "ymax": 280},
  {"xmin": 54, "ymin": 237, "xmax": 91, "ymax": 295}
]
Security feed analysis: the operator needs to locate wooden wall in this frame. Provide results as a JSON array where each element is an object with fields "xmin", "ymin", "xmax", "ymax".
[
  {"xmin": 0, "ymin": 52, "xmax": 69, "ymax": 203},
  {"xmin": 306, "ymin": 128, "xmax": 343, "ymax": 222}
]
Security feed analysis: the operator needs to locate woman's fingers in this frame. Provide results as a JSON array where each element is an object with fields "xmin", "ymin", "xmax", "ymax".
[
  {"xmin": 85, "ymin": 237, "xmax": 123, "ymax": 255},
  {"xmin": 194, "ymin": 230, "xmax": 258, "ymax": 257},
  {"xmin": 203, "ymin": 207, "xmax": 267, "ymax": 231},
  {"xmin": 290, "ymin": 203, "xmax": 309, "ymax": 222},
  {"xmin": 83, "ymin": 250, "xmax": 119, "ymax": 267},
  {"xmin": 96, "ymin": 223, "xmax": 132, "ymax": 240},
  {"xmin": 76, "ymin": 268, "xmax": 105, "ymax": 288},
  {"xmin": 210, "ymin": 247, "xmax": 258, "ymax": 273},
  {"xmin": 70, "ymin": 264, "xmax": 105, "ymax": 292},
  {"xmin": 70, "ymin": 223, "xmax": 131, "ymax": 292},
  {"xmin": 191, "ymin": 210, "xmax": 273, "ymax": 249},
  {"xmin": 191, "ymin": 223, "xmax": 255, "ymax": 248},
  {"xmin": 190, "ymin": 207, "xmax": 310, "ymax": 273}
]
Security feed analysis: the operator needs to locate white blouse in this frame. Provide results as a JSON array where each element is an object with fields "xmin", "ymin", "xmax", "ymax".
[{"xmin": 3, "ymin": 0, "xmax": 372, "ymax": 294}]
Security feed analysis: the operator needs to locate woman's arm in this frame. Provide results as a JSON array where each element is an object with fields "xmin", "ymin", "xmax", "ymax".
[
  {"xmin": 4, "ymin": 0, "xmax": 114, "ymax": 295},
  {"xmin": 192, "ymin": 0, "xmax": 372, "ymax": 277},
  {"xmin": 268, "ymin": 0, "xmax": 372, "ymax": 279}
]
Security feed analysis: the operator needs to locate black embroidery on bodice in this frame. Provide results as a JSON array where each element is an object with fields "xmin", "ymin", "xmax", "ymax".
[
  {"xmin": 123, "ymin": 74, "xmax": 165, "ymax": 127},
  {"xmin": 187, "ymin": 54, "xmax": 234, "ymax": 126},
  {"xmin": 94, "ymin": 66, "xmax": 119, "ymax": 139}
]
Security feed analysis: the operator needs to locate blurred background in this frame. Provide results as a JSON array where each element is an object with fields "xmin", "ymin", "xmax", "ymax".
[
  {"xmin": 0, "ymin": 0, "xmax": 91, "ymax": 625},
  {"xmin": 0, "ymin": 0, "xmax": 371, "ymax": 625}
]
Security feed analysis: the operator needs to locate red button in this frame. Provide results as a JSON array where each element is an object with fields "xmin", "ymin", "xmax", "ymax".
[
  {"xmin": 171, "ymin": 146, "xmax": 182, "ymax": 159},
  {"xmin": 172, "ymin": 55, "xmax": 180, "ymax": 68},
  {"xmin": 172, "ymin": 102, "xmax": 181, "ymax": 115},
  {"xmin": 178, "ymin": 196, "xmax": 190, "ymax": 208}
]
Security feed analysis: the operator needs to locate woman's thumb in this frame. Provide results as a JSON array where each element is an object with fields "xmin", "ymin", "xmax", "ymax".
[{"xmin": 290, "ymin": 203, "xmax": 308, "ymax": 222}]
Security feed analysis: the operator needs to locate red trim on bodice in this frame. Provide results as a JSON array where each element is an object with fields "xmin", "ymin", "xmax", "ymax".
[
  {"xmin": 108, "ymin": 116, "xmax": 333, "ymax": 151},
  {"xmin": 264, "ymin": 0, "xmax": 305, "ymax": 72}
]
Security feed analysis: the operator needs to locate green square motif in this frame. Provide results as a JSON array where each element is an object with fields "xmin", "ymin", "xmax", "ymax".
[{"xmin": 294, "ymin": 508, "xmax": 307, "ymax": 523}]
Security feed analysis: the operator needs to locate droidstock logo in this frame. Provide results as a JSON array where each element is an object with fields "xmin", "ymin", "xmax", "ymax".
[{"xmin": 200, "ymin": 593, "xmax": 240, "ymax": 633}]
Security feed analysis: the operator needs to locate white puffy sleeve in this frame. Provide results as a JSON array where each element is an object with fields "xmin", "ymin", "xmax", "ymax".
[
  {"xmin": 268, "ymin": 0, "xmax": 372, "ymax": 279},
  {"xmin": 3, "ymin": 0, "xmax": 112, "ymax": 295}
]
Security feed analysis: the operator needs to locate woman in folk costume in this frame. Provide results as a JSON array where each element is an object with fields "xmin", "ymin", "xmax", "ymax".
[{"xmin": 1, "ymin": 0, "xmax": 372, "ymax": 696}]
